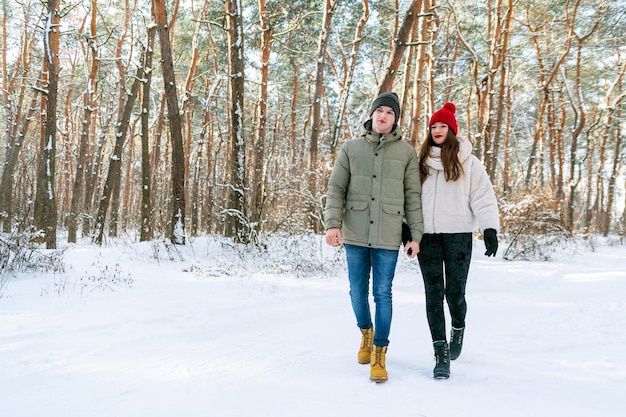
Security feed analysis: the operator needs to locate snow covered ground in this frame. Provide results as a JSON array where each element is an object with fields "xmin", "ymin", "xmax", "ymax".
[{"xmin": 1, "ymin": 235, "xmax": 625, "ymax": 417}]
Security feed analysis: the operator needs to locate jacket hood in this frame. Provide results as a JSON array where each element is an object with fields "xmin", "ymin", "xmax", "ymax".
[{"xmin": 425, "ymin": 136, "xmax": 472, "ymax": 171}]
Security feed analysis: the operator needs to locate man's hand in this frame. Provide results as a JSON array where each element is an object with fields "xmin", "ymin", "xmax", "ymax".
[
  {"xmin": 404, "ymin": 241, "xmax": 419, "ymax": 258},
  {"xmin": 325, "ymin": 228, "xmax": 343, "ymax": 247}
]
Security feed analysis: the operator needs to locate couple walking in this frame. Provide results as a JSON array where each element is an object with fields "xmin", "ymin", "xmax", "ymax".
[{"xmin": 324, "ymin": 92, "xmax": 500, "ymax": 382}]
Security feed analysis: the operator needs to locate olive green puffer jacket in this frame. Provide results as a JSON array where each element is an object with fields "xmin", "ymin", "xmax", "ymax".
[{"xmin": 324, "ymin": 123, "xmax": 423, "ymax": 250}]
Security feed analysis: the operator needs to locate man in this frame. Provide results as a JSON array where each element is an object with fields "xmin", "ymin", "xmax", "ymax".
[{"xmin": 324, "ymin": 92, "xmax": 423, "ymax": 382}]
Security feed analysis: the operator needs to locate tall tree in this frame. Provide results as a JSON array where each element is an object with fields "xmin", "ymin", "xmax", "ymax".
[
  {"xmin": 154, "ymin": 0, "xmax": 186, "ymax": 244},
  {"xmin": 68, "ymin": 0, "xmax": 99, "ymax": 243},
  {"xmin": 308, "ymin": 0, "xmax": 338, "ymax": 231},
  {"xmin": 224, "ymin": 0, "xmax": 247, "ymax": 242},
  {"xmin": 139, "ymin": 17, "xmax": 157, "ymax": 242},
  {"xmin": 378, "ymin": 0, "xmax": 422, "ymax": 94},
  {"xmin": 408, "ymin": 0, "xmax": 433, "ymax": 148},
  {"xmin": 34, "ymin": 0, "xmax": 61, "ymax": 248},
  {"xmin": 330, "ymin": 0, "xmax": 370, "ymax": 157},
  {"xmin": 564, "ymin": 9, "xmax": 603, "ymax": 230},
  {"xmin": 249, "ymin": 0, "xmax": 272, "ymax": 235},
  {"xmin": 182, "ymin": 0, "xmax": 210, "ymax": 237},
  {"xmin": 92, "ymin": 1, "xmax": 142, "ymax": 244},
  {"xmin": 0, "ymin": 3, "xmax": 40, "ymax": 231},
  {"xmin": 523, "ymin": 1, "xmax": 578, "ymax": 189}
]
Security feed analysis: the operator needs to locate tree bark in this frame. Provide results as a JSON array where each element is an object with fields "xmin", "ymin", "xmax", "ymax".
[
  {"xmin": 34, "ymin": 0, "xmax": 61, "ymax": 249},
  {"xmin": 377, "ymin": 0, "xmax": 422, "ymax": 94},
  {"xmin": 409, "ymin": 0, "xmax": 432, "ymax": 148},
  {"xmin": 224, "ymin": 0, "xmax": 247, "ymax": 242},
  {"xmin": 68, "ymin": 0, "xmax": 99, "ymax": 243},
  {"xmin": 330, "ymin": 0, "xmax": 369, "ymax": 157},
  {"xmin": 140, "ymin": 19, "xmax": 157, "ymax": 242},
  {"xmin": 0, "ymin": 3, "xmax": 40, "ymax": 227},
  {"xmin": 92, "ymin": 67, "xmax": 142, "ymax": 244},
  {"xmin": 249, "ymin": 0, "xmax": 272, "ymax": 235},
  {"xmin": 182, "ymin": 0, "xmax": 209, "ymax": 237},
  {"xmin": 308, "ymin": 0, "xmax": 338, "ymax": 232},
  {"xmin": 154, "ymin": 0, "xmax": 186, "ymax": 245}
]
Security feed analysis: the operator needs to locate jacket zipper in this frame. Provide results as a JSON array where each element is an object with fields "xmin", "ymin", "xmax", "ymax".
[{"xmin": 431, "ymin": 170, "xmax": 441, "ymax": 233}]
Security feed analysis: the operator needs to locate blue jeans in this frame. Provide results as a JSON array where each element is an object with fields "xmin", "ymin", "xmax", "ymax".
[{"xmin": 344, "ymin": 244, "xmax": 399, "ymax": 347}]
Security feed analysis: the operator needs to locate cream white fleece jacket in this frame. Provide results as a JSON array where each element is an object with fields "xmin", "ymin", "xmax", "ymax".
[{"xmin": 421, "ymin": 137, "xmax": 500, "ymax": 234}]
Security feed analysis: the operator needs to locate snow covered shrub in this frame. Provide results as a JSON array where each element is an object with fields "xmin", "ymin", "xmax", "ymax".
[
  {"xmin": 79, "ymin": 259, "xmax": 134, "ymax": 293},
  {"xmin": 252, "ymin": 232, "xmax": 345, "ymax": 275},
  {"xmin": 1, "ymin": 230, "xmax": 65, "ymax": 297},
  {"xmin": 212, "ymin": 233, "xmax": 343, "ymax": 277},
  {"xmin": 181, "ymin": 234, "xmax": 345, "ymax": 279},
  {"xmin": 500, "ymin": 191, "xmax": 574, "ymax": 261},
  {"xmin": 150, "ymin": 238, "xmax": 186, "ymax": 262}
]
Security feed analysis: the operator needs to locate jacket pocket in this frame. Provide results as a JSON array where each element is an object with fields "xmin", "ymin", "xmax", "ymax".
[
  {"xmin": 343, "ymin": 201, "xmax": 369, "ymax": 242},
  {"xmin": 381, "ymin": 203, "xmax": 404, "ymax": 245}
]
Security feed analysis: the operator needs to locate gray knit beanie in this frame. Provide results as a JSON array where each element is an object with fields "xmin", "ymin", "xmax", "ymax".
[{"xmin": 369, "ymin": 92, "xmax": 401, "ymax": 124}]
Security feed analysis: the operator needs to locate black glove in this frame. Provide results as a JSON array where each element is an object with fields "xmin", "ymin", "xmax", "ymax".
[
  {"xmin": 483, "ymin": 228, "xmax": 498, "ymax": 257},
  {"xmin": 402, "ymin": 222, "xmax": 412, "ymax": 245}
]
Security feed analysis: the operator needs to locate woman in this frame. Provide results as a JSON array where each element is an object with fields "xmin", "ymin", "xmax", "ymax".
[
  {"xmin": 416, "ymin": 102, "xmax": 499, "ymax": 379},
  {"xmin": 324, "ymin": 92, "xmax": 423, "ymax": 383}
]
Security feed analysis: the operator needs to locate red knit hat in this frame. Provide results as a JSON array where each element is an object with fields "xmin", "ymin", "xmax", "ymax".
[{"xmin": 429, "ymin": 102, "xmax": 458, "ymax": 135}]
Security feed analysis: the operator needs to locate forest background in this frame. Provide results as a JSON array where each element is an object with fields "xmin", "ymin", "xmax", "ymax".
[{"xmin": 1, "ymin": 0, "xmax": 625, "ymax": 256}]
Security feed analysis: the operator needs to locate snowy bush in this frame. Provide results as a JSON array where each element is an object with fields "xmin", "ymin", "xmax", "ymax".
[
  {"xmin": 500, "ymin": 191, "xmax": 574, "ymax": 261},
  {"xmin": 1, "ymin": 230, "xmax": 65, "ymax": 297},
  {"xmin": 78, "ymin": 259, "xmax": 134, "ymax": 293},
  {"xmin": 149, "ymin": 233, "xmax": 346, "ymax": 279}
]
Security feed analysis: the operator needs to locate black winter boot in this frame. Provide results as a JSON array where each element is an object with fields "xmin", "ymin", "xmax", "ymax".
[
  {"xmin": 449, "ymin": 327, "xmax": 465, "ymax": 360},
  {"xmin": 433, "ymin": 340, "xmax": 450, "ymax": 379}
]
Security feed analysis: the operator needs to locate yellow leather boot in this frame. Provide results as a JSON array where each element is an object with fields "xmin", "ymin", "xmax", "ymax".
[
  {"xmin": 358, "ymin": 328, "xmax": 374, "ymax": 364},
  {"xmin": 370, "ymin": 345, "xmax": 388, "ymax": 382}
]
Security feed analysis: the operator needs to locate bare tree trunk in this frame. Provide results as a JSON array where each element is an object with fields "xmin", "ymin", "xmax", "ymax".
[
  {"xmin": 606, "ymin": 119, "xmax": 623, "ymax": 236},
  {"xmin": 487, "ymin": 0, "xmax": 513, "ymax": 181},
  {"xmin": 330, "ymin": 0, "xmax": 369, "ymax": 157},
  {"xmin": 250, "ymin": 0, "xmax": 272, "ymax": 234},
  {"xmin": 150, "ymin": 95, "xmax": 166, "ymax": 208},
  {"xmin": 622, "ymin": 178, "xmax": 626, "ymax": 235},
  {"xmin": 378, "ymin": 0, "xmax": 422, "ymax": 94},
  {"xmin": 154, "ymin": 0, "xmax": 186, "ymax": 245},
  {"xmin": 34, "ymin": 0, "xmax": 60, "ymax": 249},
  {"xmin": 224, "ymin": 0, "xmax": 247, "ymax": 242},
  {"xmin": 524, "ymin": 1, "xmax": 578, "ymax": 189},
  {"xmin": 601, "ymin": 64, "xmax": 626, "ymax": 235},
  {"xmin": 182, "ymin": 0, "xmax": 209, "ymax": 237},
  {"xmin": 68, "ymin": 0, "xmax": 99, "ymax": 243},
  {"xmin": 92, "ymin": 0, "xmax": 134, "ymax": 244},
  {"xmin": 139, "ymin": 19, "xmax": 157, "ymax": 242},
  {"xmin": 564, "ymin": 41, "xmax": 586, "ymax": 230},
  {"xmin": 502, "ymin": 86, "xmax": 513, "ymax": 196},
  {"xmin": 0, "ymin": 35, "xmax": 40, "ymax": 229},
  {"xmin": 0, "ymin": 91, "xmax": 39, "ymax": 232},
  {"xmin": 290, "ymin": 64, "xmax": 299, "ymax": 167},
  {"xmin": 409, "ymin": 0, "xmax": 432, "ymax": 148},
  {"xmin": 197, "ymin": 79, "xmax": 220, "ymax": 234},
  {"xmin": 562, "ymin": 8, "xmax": 602, "ymax": 229},
  {"xmin": 583, "ymin": 126, "xmax": 596, "ymax": 232},
  {"xmin": 93, "ymin": 69, "xmax": 142, "ymax": 244},
  {"xmin": 400, "ymin": 14, "xmax": 416, "ymax": 132},
  {"xmin": 83, "ymin": 100, "xmax": 113, "ymax": 237},
  {"xmin": 108, "ymin": 160, "xmax": 122, "ymax": 238},
  {"xmin": 308, "ymin": 0, "xmax": 338, "ymax": 232}
]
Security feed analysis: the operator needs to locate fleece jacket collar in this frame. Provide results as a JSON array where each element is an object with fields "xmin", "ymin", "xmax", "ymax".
[{"xmin": 425, "ymin": 136, "xmax": 472, "ymax": 171}]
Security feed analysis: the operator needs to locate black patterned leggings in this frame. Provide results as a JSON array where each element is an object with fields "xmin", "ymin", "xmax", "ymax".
[{"xmin": 417, "ymin": 233, "xmax": 473, "ymax": 342}]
